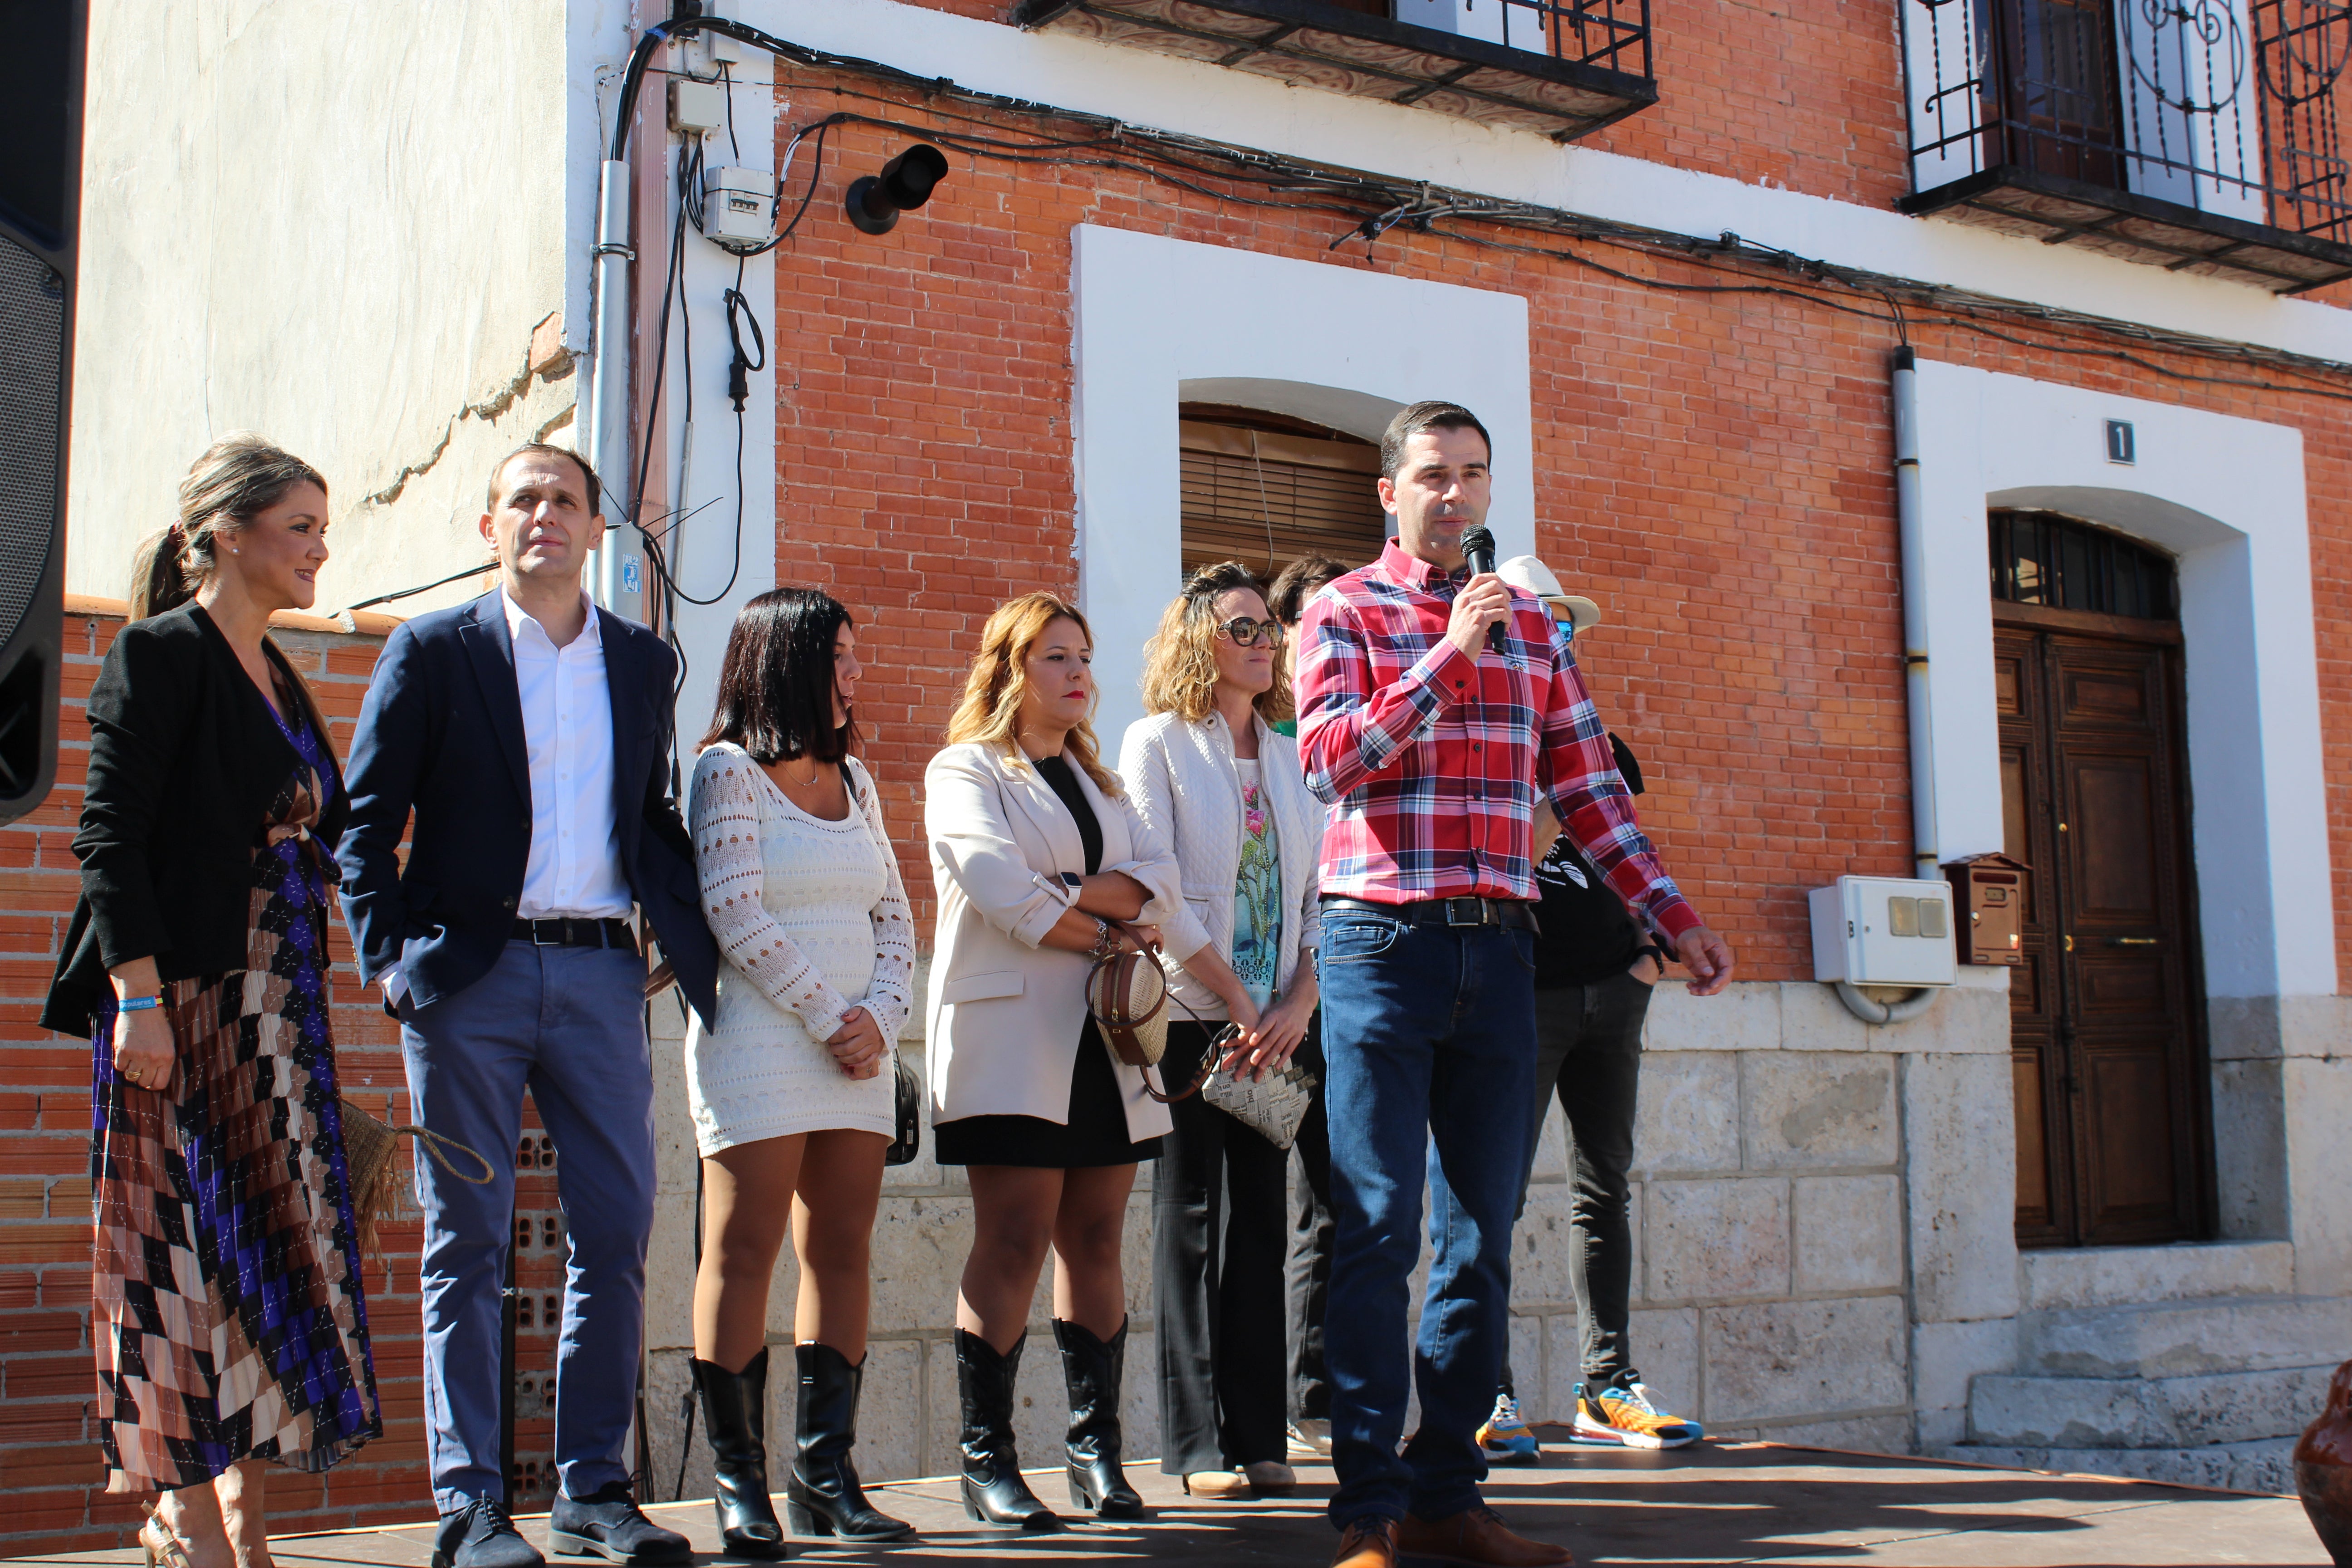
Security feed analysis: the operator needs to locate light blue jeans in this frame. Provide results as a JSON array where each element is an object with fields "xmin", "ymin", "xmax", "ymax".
[
  {"xmin": 1314, "ymin": 906, "xmax": 1538, "ymax": 1529},
  {"xmin": 400, "ymin": 940, "xmax": 653, "ymax": 1512}
]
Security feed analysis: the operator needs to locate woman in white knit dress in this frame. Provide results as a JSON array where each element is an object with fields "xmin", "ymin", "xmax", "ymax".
[{"xmin": 683, "ymin": 588, "xmax": 916, "ymax": 1552}]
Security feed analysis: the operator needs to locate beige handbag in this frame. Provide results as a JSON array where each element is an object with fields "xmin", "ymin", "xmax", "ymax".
[{"xmin": 1084, "ymin": 926, "xmax": 1225, "ymax": 1102}]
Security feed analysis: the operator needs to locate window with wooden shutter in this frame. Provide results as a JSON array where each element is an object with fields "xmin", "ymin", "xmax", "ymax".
[{"xmin": 1177, "ymin": 403, "xmax": 1388, "ymax": 582}]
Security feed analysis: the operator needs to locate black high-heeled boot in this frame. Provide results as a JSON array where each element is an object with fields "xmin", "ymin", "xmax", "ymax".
[
  {"xmin": 954, "ymin": 1329, "xmax": 1064, "ymax": 1532},
  {"xmin": 690, "ymin": 1350, "xmax": 789, "ymax": 1559},
  {"xmin": 1055, "ymin": 1317, "xmax": 1146, "ymax": 1520},
  {"xmin": 783, "ymin": 1342, "xmax": 914, "ymax": 1542}
]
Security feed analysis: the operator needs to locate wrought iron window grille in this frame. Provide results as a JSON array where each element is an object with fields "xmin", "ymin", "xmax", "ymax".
[
  {"xmin": 1014, "ymin": 0, "xmax": 1656, "ymax": 144},
  {"xmin": 1901, "ymin": 0, "xmax": 2352, "ymax": 290}
]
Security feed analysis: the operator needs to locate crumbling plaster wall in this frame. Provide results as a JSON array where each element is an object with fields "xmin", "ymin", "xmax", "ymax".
[{"xmin": 66, "ymin": 0, "xmax": 587, "ymax": 618}]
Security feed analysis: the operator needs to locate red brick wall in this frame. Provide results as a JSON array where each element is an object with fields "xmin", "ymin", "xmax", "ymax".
[
  {"xmin": 888, "ymin": 1, "xmax": 2352, "ymax": 309},
  {"xmin": 0, "ymin": 615, "xmax": 449, "ymax": 1551},
  {"xmin": 751, "ymin": 74, "xmax": 2352, "ymax": 985}
]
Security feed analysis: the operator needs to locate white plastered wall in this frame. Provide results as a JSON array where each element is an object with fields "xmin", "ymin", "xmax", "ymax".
[
  {"xmin": 1906, "ymin": 358, "xmax": 2350, "ymax": 1286},
  {"xmin": 1069, "ymin": 224, "xmax": 1534, "ymax": 745}
]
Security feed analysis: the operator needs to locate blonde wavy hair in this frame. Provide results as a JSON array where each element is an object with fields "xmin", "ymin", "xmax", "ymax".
[
  {"xmin": 946, "ymin": 592, "xmax": 1122, "ymax": 796},
  {"xmin": 1139, "ymin": 561, "xmax": 1293, "ymax": 727}
]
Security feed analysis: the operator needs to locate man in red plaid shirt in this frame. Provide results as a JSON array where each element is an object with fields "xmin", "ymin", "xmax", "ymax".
[{"xmin": 1296, "ymin": 402, "xmax": 1734, "ymax": 1568}]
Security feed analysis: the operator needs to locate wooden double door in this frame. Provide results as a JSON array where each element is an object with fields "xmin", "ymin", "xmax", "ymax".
[{"xmin": 1996, "ymin": 607, "xmax": 2207, "ymax": 1247}]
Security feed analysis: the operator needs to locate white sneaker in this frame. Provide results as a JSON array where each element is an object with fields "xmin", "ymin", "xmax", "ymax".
[{"xmin": 1286, "ymin": 1418, "xmax": 1331, "ymax": 1457}]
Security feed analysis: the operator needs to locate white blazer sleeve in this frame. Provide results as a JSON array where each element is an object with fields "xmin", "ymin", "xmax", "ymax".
[
  {"xmin": 925, "ymin": 745, "xmax": 1077, "ymax": 948},
  {"xmin": 1117, "ymin": 720, "xmax": 1213, "ymax": 963},
  {"xmin": 1275, "ymin": 735, "xmax": 1322, "ymax": 956},
  {"xmin": 1102, "ymin": 779, "xmax": 1184, "ymax": 930}
]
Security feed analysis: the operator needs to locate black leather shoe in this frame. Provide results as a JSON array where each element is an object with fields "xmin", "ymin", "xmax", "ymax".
[
  {"xmin": 433, "ymin": 1498, "xmax": 544, "ymax": 1568},
  {"xmin": 1055, "ymin": 1317, "xmax": 1145, "ymax": 1520},
  {"xmin": 548, "ymin": 1483, "xmax": 691, "ymax": 1565},
  {"xmin": 692, "ymin": 1351, "xmax": 790, "ymax": 1558},
  {"xmin": 954, "ymin": 1329, "xmax": 1064, "ymax": 1532},
  {"xmin": 784, "ymin": 1342, "xmax": 914, "ymax": 1542}
]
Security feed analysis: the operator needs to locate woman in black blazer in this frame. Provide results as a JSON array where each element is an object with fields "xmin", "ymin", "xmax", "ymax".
[{"xmin": 42, "ymin": 437, "xmax": 381, "ymax": 1568}]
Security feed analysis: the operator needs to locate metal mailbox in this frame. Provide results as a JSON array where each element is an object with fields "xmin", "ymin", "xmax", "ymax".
[{"xmin": 1945, "ymin": 853, "xmax": 2029, "ymax": 967}]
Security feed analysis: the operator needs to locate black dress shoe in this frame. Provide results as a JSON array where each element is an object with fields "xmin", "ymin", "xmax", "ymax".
[
  {"xmin": 433, "ymin": 1498, "xmax": 545, "ymax": 1568},
  {"xmin": 548, "ymin": 1483, "xmax": 692, "ymax": 1565}
]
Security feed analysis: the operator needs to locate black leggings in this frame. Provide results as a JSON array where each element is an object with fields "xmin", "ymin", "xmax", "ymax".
[{"xmin": 1152, "ymin": 1021, "xmax": 1291, "ymax": 1471}]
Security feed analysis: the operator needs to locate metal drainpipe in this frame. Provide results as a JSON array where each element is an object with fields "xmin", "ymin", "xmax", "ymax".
[
  {"xmin": 1831, "ymin": 346, "xmax": 1941, "ymax": 1029},
  {"xmin": 587, "ymin": 157, "xmax": 644, "ymax": 621},
  {"xmin": 1893, "ymin": 344, "xmax": 1936, "ymax": 879}
]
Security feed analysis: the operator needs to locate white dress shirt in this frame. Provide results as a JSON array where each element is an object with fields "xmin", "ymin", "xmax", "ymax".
[
  {"xmin": 505, "ymin": 589, "xmax": 632, "ymax": 920},
  {"xmin": 382, "ymin": 589, "xmax": 634, "ymax": 1006}
]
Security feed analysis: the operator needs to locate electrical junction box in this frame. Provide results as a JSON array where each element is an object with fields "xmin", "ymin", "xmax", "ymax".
[
  {"xmin": 698, "ymin": 165, "xmax": 774, "ymax": 247},
  {"xmin": 1809, "ymin": 876, "xmax": 1957, "ymax": 987},
  {"xmin": 669, "ymin": 78, "xmax": 727, "ymax": 134}
]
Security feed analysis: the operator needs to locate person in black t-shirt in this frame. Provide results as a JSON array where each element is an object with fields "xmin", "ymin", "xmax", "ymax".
[{"xmin": 1473, "ymin": 558, "xmax": 1707, "ymax": 1460}]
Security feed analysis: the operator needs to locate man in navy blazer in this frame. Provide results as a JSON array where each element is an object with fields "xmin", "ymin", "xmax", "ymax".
[{"xmin": 338, "ymin": 444, "xmax": 716, "ymax": 1568}]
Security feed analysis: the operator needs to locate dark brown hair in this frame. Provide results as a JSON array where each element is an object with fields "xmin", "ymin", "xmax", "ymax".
[
  {"xmin": 487, "ymin": 441, "xmax": 602, "ymax": 515},
  {"xmin": 129, "ymin": 435, "xmax": 327, "ymax": 621},
  {"xmin": 1379, "ymin": 400, "xmax": 1492, "ymax": 481},
  {"xmin": 1266, "ymin": 553, "xmax": 1353, "ymax": 626},
  {"xmin": 699, "ymin": 588, "xmax": 858, "ymax": 765}
]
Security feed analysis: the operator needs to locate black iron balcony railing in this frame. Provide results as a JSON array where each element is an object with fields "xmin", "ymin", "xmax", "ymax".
[
  {"xmin": 1900, "ymin": 0, "xmax": 2352, "ymax": 290},
  {"xmin": 1013, "ymin": 0, "xmax": 1656, "ymax": 143}
]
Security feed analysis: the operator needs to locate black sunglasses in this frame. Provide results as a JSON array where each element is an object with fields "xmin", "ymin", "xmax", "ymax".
[{"xmin": 1214, "ymin": 616, "xmax": 1287, "ymax": 649}]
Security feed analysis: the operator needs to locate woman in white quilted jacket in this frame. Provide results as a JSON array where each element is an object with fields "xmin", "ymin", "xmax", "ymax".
[
  {"xmin": 1118, "ymin": 561, "xmax": 1324, "ymax": 1503},
  {"xmin": 681, "ymin": 588, "xmax": 917, "ymax": 1552}
]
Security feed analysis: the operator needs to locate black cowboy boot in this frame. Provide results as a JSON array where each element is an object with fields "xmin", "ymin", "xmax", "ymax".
[
  {"xmin": 690, "ymin": 1351, "xmax": 789, "ymax": 1559},
  {"xmin": 955, "ymin": 1329, "xmax": 1063, "ymax": 1531},
  {"xmin": 1056, "ymin": 1317, "xmax": 1146, "ymax": 1520},
  {"xmin": 783, "ymin": 1342, "xmax": 914, "ymax": 1542}
]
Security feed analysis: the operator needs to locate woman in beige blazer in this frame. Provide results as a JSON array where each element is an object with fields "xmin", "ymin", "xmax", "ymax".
[{"xmin": 923, "ymin": 593, "xmax": 1181, "ymax": 1533}]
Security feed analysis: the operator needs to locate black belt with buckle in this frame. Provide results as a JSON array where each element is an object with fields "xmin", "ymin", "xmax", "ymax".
[
  {"xmin": 1320, "ymin": 895, "xmax": 1539, "ymax": 933},
  {"xmin": 512, "ymin": 916, "xmax": 637, "ymax": 951}
]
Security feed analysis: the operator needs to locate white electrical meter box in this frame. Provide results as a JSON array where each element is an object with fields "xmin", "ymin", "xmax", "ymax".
[
  {"xmin": 698, "ymin": 165, "xmax": 774, "ymax": 247},
  {"xmin": 1809, "ymin": 876, "xmax": 1957, "ymax": 987}
]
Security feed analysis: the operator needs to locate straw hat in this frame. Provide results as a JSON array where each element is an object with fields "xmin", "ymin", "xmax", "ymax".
[{"xmin": 1498, "ymin": 554, "xmax": 1601, "ymax": 633}]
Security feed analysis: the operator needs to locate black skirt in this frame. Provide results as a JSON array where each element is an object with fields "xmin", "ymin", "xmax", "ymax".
[{"xmin": 934, "ymin": 1020, "xmax": 1164, "ymax": 1168}]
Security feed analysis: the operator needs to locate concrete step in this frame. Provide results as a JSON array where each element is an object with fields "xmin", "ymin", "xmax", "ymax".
[
  {"xmin": 2018, "ymin": 1241, "xmax": 2295, "ymax": 1312},
  {"xmin": 2018, "ymin": 1292, "xmax": 2352, "ymax": 1378},
  {"xmin": 1968, "ymin": 1362, "xmax": 2336, "ymax": 1448},
  {"xmin": 1930, "ymin": 1437, "xmax": 2297, "ymax": 1497}
]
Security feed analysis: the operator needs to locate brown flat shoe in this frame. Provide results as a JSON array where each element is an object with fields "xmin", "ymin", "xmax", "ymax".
[
  {"xmin": 1332, "ymin": 1516, "xmax": 1398, "ymax": 1568},
  {"xmin": 1396, "ymin": 1504, "xmax": 1574, "ymax": 1567}
]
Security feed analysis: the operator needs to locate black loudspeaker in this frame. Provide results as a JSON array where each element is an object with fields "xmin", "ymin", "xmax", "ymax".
[{"xmin": 0, "ymin": 0, "xmax": 84, "ymax": 826}]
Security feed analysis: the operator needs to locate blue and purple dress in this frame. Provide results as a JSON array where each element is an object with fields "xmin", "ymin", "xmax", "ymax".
[{"xmin": 89, "ymin": 678, "xmax": 380, "ymax": 1491}]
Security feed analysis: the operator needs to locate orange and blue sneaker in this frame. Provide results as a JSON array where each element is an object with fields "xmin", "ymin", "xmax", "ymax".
[
  {"xmin": 1569, "ymin": 1382, "xmax": 1702, "ymax": 1449},
  {"xmin": 1475, "ymin": 1392, "xmax": 1541, "ymax": 1465}
]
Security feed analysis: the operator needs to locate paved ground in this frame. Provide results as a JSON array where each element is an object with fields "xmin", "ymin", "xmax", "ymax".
[{"xmin": 14, "ymin": 1436, "xmax": 2331, "ymax": 1568}]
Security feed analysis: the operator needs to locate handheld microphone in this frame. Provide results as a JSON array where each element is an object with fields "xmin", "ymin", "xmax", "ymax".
[{"xmin": 1460, "ymin": 524, "xmax": 1504, "ymax": 655}]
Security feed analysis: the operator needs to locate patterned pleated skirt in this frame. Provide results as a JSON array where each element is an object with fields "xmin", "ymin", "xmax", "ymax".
[{"xmin": 88, "ymin": 720, "xmax": 380, "ymax": 1492}]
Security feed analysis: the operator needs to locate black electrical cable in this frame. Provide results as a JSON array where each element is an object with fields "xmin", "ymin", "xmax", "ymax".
[
  {"xmin": 344, "ymin": 561, "xmax": 495, "ymax": 611},
  {"xmin": 600, "ymin": 14, "xmax": 2352, "ymax": 404}
]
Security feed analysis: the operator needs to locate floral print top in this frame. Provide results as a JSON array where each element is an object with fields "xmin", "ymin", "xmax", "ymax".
[{"xmin": 1230, "ymin": 758, "xmax": 1284, "ymax": 1009}]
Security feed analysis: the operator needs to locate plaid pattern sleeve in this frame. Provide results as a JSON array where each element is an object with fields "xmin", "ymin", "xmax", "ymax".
[
  {"xmin": 1295, "ymin": 539, "xmax": 1702, "ymax": 940},
  {"xmin": 1537, "ymin": 617, "xmax": 1701, "ymax": 942}
]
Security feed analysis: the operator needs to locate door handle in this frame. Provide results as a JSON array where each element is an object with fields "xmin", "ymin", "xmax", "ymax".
[
  {"xmin": 2063, "ymin": 933, "xmax": 2073, "ymax": 953},
  {"xmin": 2109, "ymin": 936, "xmax": 2159, "ymax": 947}
]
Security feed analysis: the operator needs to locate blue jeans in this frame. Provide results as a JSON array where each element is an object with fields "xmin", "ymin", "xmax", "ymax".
[
  {"xmin": 400, "ymin": 941, "xmax": 655, "ymax": 1512},
  {"xmin": 1315, "ymin": 907, "xmax": 1538, "ymax": 1528}
]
